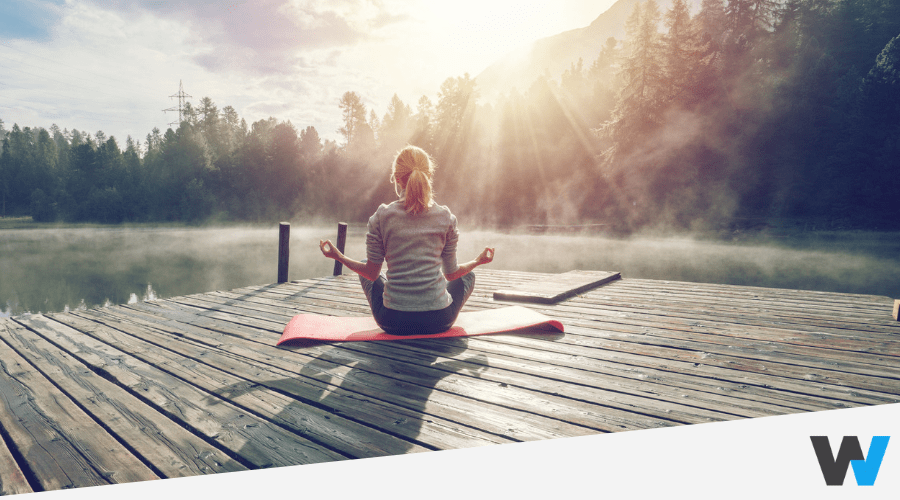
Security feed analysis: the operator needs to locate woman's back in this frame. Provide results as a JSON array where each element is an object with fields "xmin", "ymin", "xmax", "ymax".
[{"xmin": 365, "ymin": 200, "xmax": 459, "ymax": 312}]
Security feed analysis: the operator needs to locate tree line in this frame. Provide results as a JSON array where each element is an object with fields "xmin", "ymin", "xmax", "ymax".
[{"xmin": 1, "ymin": 0, "xmax": 898, "ymax": 231}]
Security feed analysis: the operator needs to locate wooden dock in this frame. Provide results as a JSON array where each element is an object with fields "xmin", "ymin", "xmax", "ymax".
[{"xmin": 1, "ymin": 269, "xmax": 898, "ymax": 494}]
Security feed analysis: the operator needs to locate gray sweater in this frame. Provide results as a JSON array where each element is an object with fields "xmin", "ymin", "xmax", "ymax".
[{"xmin": 365, "ymin": 200, "xmax": 460, "ymax": 311}]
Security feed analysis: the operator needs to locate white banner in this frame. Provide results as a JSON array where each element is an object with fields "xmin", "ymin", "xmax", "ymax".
[{"xmin": 37, "ymin": 403, "xmax": 900, "ymax": 499}]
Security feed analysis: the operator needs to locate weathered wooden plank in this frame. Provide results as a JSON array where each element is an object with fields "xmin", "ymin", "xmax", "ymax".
[
  {"xmin": 365, "ymin": 336, "xmax": 815, "ymax": 416},
  {"xmin": 58, "ymin": 308, "xmax": 434, "ymax": 458},
  {"xmin": 161, "ymin": 291, "xmax": 790, "ymax": 427},
  {"xmin": 312, "ymin": 274, "xmax": 900, "ymax": 353},
  {"xmin": 88, "ymin": 304, "xmax": 511, "ymax": 451},
  {"xmin": 267, "ymin": 277, "xmax": 898, "ymax": 390},
  {"xmin": 590, "ymin": 281, "xmax": 897, "ymax": 325},
  {"xmin": 4, "ymin": 267, "xmax": 896, "ymax": 496},
  {"xmin": 418, "ymin": 334, "xmax": 850, "ymax": 413},
  {"xmin": 489, "ymin": 294, "xmax": 900, "ymax": 372},
  {"xmin": 220, "ymin": 278, "xmax": 884, "ymax": 386},
  {"xmin": 194, "ymin": 287, "xmax": 792, "ymax": 420},
  {"xmin": 535, "ymin": 302, "xmax": 900, "ymax": 371},
  {"xmin": 580, "ymin": 315, "xmax": 898, "ymax": 380},
  {"xmin": 280, "ymin": 272, "xmax": 892, "ymax": 396},
  {"xmin": 499, "ymin": 277, "xmax": 898, "ymax": 342},
  {"xmin": 188, "ymin": 273, "xmax": 900, "ymax": 387},
  {"xmin": 473, "ymin": 269, "xmax": 893, "ymax": 317},
  {"xmin": 262, "ymin": 278, "xmax": 893, "ymax": 404},
  {"xmin": 337, "ymin": 337, "xmax": 745, "ymax": 423},
  {"xmin": 576, "ymin": 286, "xmax": 900, "ymax": 336},
  {"xmin": 0, "ymin": 324, "xmax": 159, "ymax": 491},
  {"xmin": 169, "ymin": 276, "xmax": 900, "ymax": 416},
  {"xmin": 15, "ymin": 314, "xmax": 346, "ymax": 469},
  {"xmin": 2, "ymin": 317, "xmax": 247, "ymax": 479},
  {"xmin": 617, "ymin": 278, "xmax": 893, "ymax": 310},
  {"xmin": 0, "ymin": 392, "xmax": 34, "ymax": 495},
  {"xmin": 244, "ymin": 278, "xmax": 900, "ymax": 379},
  {"xmin": 561, "ymin": 324, "xmax": 899, "ymax": 399},
  {"xmin": 492, "ymin": 270, "xmax": 621, "ymax": 304},
  {"xmin": 488, "ymin": 298, "xmax": 900, "ymax": 398},
  {"xmin": 133, "ymin": 299, "xmax": 668, "ymax": 435},
  {"xmin": 188, "ymin": 284, "xmax": 854, "ymax": 412},
  {"xmin": 610, "ymin": 276, "xmax": 894, "ymax": 310},
  {"xmin": 331, "ymin": 280, "xmax": 900, "ymax": 374},
  {"xmin": 119, "ymin": 300, "xmax": 573, "ymax": 445},
  {"xmin": 265, "ymin": 274, "xmax": 899, "ymax": 350}
]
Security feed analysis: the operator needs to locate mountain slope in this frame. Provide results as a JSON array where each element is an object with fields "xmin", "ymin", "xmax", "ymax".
[{"xmin": 475, "ymin": 0, "xmax": 670, "ymax": 101}]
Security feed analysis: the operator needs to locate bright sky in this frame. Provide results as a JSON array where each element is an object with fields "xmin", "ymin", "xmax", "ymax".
[{"xmin": 0, "ymin": 0, "xmax": 616, "ymax": 144}]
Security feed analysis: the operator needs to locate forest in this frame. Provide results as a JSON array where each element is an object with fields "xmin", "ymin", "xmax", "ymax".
[{"xmin": 1, "ymin": 0, "xmax": 898, "ymax": 232}]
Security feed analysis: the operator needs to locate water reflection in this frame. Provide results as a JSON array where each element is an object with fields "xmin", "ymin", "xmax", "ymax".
[
  {"xmin": 2, "ymin": 225, "xmax": 899, "ymax": 317},
  {"xmin": 1, "ymin": 226, "xmax": 338, "ymax": 317}
]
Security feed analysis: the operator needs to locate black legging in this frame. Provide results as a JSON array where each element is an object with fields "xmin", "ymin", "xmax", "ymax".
[{"xmin": 359, "ymin": 271, "xmax": 476, "ymax": 335}]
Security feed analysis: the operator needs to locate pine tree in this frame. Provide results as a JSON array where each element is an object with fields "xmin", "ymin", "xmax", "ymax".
[
  {"xmin": 604, "ymin": 0, "xmax": 666, "ymax": 150},
  {"xmin": 434, "ymin": 73, "xmax": 478, "ymax": 159},
  {"xmin": 381, "ymin": 94, "xmax": 413, "ymax": 153},
  {"xmin": 298, "ymin": 126, "xmax": 323, "ymax": 161},
  {"xmin": 690, "ymin": 0, "xmax": 727, "ymax": 104},
  {"xmin": 411, "ymin": 95, "xmax": 435, "ymax": 153},
  {"xmin": 338, "ymin": 91, "xmax": 367, "ymax": 149},
  {"xmin": 664, "ymin": 0, "xmax": 695, "ymax": 104}
]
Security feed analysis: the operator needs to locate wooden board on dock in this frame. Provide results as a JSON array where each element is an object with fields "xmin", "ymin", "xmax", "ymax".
[
  {"xmin": 493, "ymin": 270, "xmax": 621, "ymax": 304},
  {"xmin": 1, "ymin": 268, "xmax": 898, "ymax": 495}
]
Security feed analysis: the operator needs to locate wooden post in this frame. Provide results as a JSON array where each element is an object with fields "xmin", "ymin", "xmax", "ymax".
[
  {"xmin": 893, "ymin": 299, "xmax": 899, "ymax": 321},
  {"xmin": 278, "ymin": 222, "xmax": 290, "ymax": 283},
  {"xmin": 333, "ymin": 222, "xmax": 348, "ymax": 276}
]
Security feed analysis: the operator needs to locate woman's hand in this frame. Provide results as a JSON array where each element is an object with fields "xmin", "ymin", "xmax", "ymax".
[
  {"xmin": 319, "ymin": 239, "xmax": 342, "ymax": 260},
  {"xmin": 321, "ymin": 239, "xmax": 383, "ymax": 281},
  {"xmin": 476, "ymin": 247, "xmax": 495, "ymax": 265},
  {"xmin": 445, "ymin": 247, "xmax": 494, "ymax": 282}
]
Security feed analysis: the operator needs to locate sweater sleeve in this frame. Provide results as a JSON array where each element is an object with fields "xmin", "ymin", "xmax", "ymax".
[
  {"xmin": 365, "ymin": 208, "xmax": 386, "ymax": 265},
  {"xmin": 441, "ymin": 214, "xmax": 459, "ymax": 274}
]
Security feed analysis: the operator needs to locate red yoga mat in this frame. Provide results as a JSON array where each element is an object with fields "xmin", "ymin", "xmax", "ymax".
[{"xmin": 277, "ymin": 305, "xmax": 564, "ymax": 345}]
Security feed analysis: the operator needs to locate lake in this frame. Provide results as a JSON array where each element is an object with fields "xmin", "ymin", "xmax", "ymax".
[{"xmin": 2, "ymin": 224, "xmax": 899, "ymax": 318}]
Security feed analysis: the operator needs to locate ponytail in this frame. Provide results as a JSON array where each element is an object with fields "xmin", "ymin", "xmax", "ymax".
[
  {"xmin": 391, "ymin": 146, "xmax": 435, "ymax": 215},
  {"xmin": 404, "ymin": 169, "xmax": 432, "ymax": 215}
]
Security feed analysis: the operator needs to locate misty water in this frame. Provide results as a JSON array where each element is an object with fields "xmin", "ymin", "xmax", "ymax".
[{"xmin": 2, "ymin": 224, "xmax": 899, "ymax": 318}]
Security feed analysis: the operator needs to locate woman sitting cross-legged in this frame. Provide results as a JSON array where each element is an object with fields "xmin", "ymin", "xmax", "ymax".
[{"xmin": 319, "ymin": 145, "xmax": 494, "ymax": 335}]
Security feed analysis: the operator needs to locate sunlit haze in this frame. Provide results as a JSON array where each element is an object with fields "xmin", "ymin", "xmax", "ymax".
[{"xmin": 0, "ymin": 0, "xmax": 615, "ymax": 143}]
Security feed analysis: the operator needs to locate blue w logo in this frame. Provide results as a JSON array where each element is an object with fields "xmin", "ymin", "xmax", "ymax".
[{"xmin": 810, "ymin": 436, "xmax": 890, "ymax": 486}]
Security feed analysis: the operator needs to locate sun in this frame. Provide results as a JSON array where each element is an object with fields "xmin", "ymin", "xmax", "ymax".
[
  {"xmin": 410, "ymin": 0, "xmax": 612, "ymax": 79},
  {"xmin": 425, "ymin": 0, "xmax": 564, "ymax": 51}
]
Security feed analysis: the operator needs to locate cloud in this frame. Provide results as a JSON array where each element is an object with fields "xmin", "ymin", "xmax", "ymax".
[
  {"xmin": 3, "ymin": 0, "xmax": 613, "ymax": 150},
  {"xmin": 85, "ymin": 0, "xmax": 407, "ymax": 75}
]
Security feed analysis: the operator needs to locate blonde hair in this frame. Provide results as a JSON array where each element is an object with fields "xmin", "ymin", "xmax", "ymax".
[{"xmin": 391, "ymin": 145, "xmax": 435, "ymax": 215}]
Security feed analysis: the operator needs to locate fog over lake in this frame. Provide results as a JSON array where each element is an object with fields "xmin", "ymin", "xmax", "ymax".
[{"xmin": 2, "ymin": 225, "xmax": 899, "ymax": 318}]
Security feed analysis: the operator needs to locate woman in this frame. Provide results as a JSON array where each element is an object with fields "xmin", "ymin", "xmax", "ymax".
[{"xmin": 319, "ymin": 145, "xmax": 494, "ymax": 335}]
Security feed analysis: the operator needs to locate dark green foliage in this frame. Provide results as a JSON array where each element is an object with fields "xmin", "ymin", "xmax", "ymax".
[
  {"xmin": 178, "ymin": 179, "xmax": 215, "ymax": 222},
  {"xmin": 862, "ymin": 33, "xmax": 900, "ymax": 124},
  {"xmin": 30, "ymin": 188, "xmax": 57, "ymax": 222},
  {"xmin": 1, "ymin": 0, "xmax": 897, "ymax": 229},
  {"xmin": 86, "ymin": 187, "xmax": 125, "ymax": 224},
  {"xmin": 589, "ymin": 0, "xmax": 900, "ymax": 230}
]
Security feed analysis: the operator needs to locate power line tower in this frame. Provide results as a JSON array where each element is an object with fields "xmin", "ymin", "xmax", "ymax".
[{"xmin": 163, "ymin": 80, "xmax": 192, "ymax": 128}]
